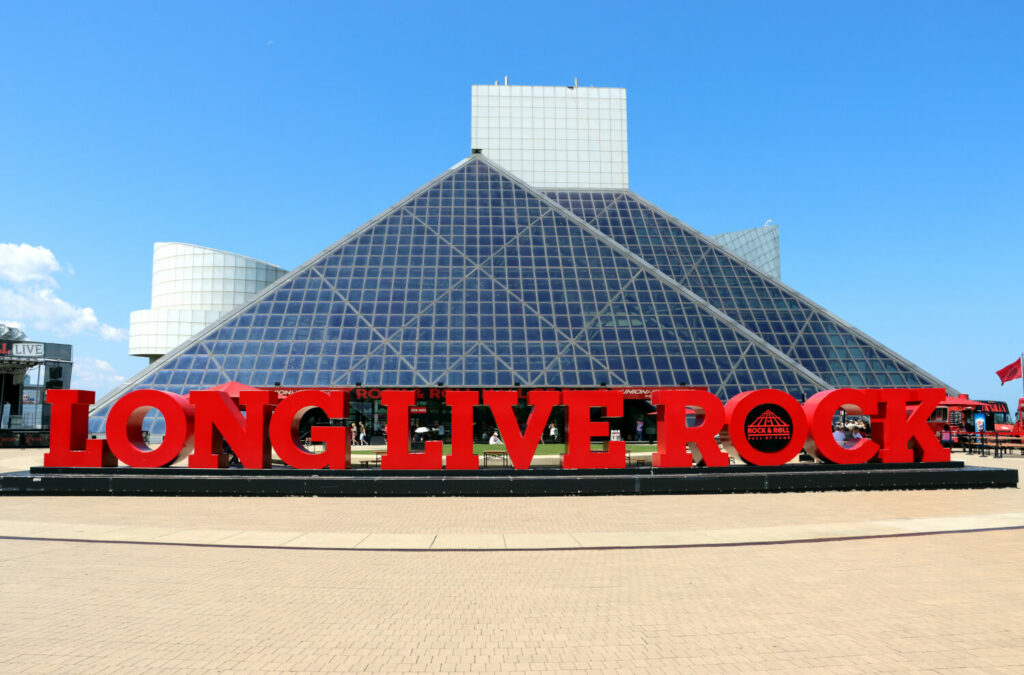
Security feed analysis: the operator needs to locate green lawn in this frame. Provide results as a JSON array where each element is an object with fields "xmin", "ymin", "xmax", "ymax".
[{"xmin": 351, "ymin": 443, "xmax": 655, "ymax": 456}]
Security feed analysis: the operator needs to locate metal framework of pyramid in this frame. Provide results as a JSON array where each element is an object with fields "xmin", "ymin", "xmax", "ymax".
[
  {"xmin": 545, "ymin": 191, "xmax": 944, "ymax": 391},
  {"xmin": 89, "ymin": 154, "xmax": 950, "ymax": 433}
]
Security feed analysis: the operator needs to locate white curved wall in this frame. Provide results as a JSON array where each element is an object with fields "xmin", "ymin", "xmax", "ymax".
[{"xmin": 129, "ymin": 242, "xmax": 287, "ymax": 360}]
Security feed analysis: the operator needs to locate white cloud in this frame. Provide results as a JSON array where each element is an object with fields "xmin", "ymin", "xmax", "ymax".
[
  {"xmin": 73, "ymin": 356, "xmax": 126, "ymax": 394},
  {"xmin": 0, "ymin": 243, "xmax": 61, "ymax": 284},
  {"xmin": 0, "ymin": 287, "xmax": 126, "ymax": 341},
  {"xmin": 0, "ymin": 243, "xmax": 127, "ymax": 342}
]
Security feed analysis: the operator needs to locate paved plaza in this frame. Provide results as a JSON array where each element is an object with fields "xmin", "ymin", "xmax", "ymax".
[{"xmin": 1, "ymin": 450, "xmax": 1022, "ymax": 672}]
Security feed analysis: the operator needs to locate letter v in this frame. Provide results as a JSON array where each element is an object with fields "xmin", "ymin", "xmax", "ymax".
[{"xmin": 484, "ymin": 390, "xmax": 561, "ymax": 470}]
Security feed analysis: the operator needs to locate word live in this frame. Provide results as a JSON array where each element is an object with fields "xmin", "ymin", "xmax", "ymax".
[{"xmin": 44, "ymin": 388, "xmax": 949, "ymax": 471}]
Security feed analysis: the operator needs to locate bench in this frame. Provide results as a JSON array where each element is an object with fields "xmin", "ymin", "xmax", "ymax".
[
  {"xmin": 625, "ymin": 448, "xmax": 648, "ymax": 466},
  {"xmin": 958, "ymin": 433, "xmax": 1024, "ymax": 458},
  {"xmin": 481, "ymin": 450, "xmax": 508, "ymax": 467},
  {"xmin": 989, "ymin": 436, "xmax": 1024, "ymax": 458}
]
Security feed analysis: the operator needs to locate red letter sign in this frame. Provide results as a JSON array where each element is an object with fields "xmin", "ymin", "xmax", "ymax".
[
  {"xmin": 484, "ymin": 390, "xmax": 561, "ymax": 470},
  {"xmin": 441, "ymin": 390, "xmax": 480, "ymax": 470},
  {"xmin": 106, "ymin": 390, "xmax": 195, "ymax": 468},
  {"xmin": 723, "ymin": 389, "xmax": 807, "ymax": 466},
  {"xmin": 269, "ymin": 390, "xmax": 350, "ymax": 469},
  {"xmin": 43, "ymin": 384, "xmax": 959, "ymax": 474},
  {"xmin": 189, "ymin": 390, "xmax": 278, "ymax": 469},
  {"xmin": 803, "ymin": 389, "xmax": 880, "ymax": 464},
  {"xmin": 380, "ymin": 390, "xmax": 442, "ymax": 470},
  {"xmin": 651, "ymin": 389, "xmax": 728, "ymax": 468},
  {"xmin": 873, "ymin": 388, "xmax": 948, "ymax": 463},
  {"xmin": 44, "ymin": 390, "xmax": 116, "ymax": 467},
  {"xmin": 561, "ymin": 389, "xmax": 625, "ymax": 469}
]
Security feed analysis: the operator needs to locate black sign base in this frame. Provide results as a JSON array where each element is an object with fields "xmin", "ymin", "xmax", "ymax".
[{"xmin": 0, "ymin": 462, "xmax": 1016, "ymax": 496}]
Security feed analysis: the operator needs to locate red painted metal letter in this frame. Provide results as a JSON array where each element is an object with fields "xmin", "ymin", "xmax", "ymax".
[
  {"xmin": 803, "ymin": 389, "xmax": 880, "ymax": 464},
  {"xmin": 189, "ymin": 390, "xmax": 278, "ymax": 469},
  {"xmin": 651, "ymin": 389, "xmax": 728, "ymax": 468},
  {"xmin": 269, "ymin": 390, "xmax": 350, "ymax": 469},
  {"xmin": 723, "ymin": 389, "xmax": 808, "ymax": 466},
  {"xmin": 106, "ymin": 390, "xmax": 195, "ymax": 468},
  {"xmin": 442, "ymin": 390, "xmax": 480, "ymax": 470},
  {"xmin": 485, "ymin": 390, "xmax": 561, "ymax": 470},
  {"xmin": 874, "ymin": 388, "xmax": 948, "ymax": 462},
  {"xmin": 380, "ymin": 390, "xmax": 442, "ymax": 470},
  {"xmin": 44, "ymin": 390, "xmax": 116, "ymax": 467},
  {"xmin": 561, "ymin": 389, "xmax": 626, "ymax": 469}
]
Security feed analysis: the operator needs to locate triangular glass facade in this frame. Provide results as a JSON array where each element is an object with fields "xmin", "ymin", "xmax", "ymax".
[
  {"xmin": 546, "ymin": 191, "xmax": 947, "ymax": 390},
  {"xmin": 709, "ymin": 224, "xmax": 781, "ymax": 279},
  {"xmin": 91, "ymin": 155, "xmax": 842, "ymax": 433}
]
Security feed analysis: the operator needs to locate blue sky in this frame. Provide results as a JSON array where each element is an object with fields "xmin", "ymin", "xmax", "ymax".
[{"xmin": 1, "ymin": 1, "xmax": 1021, "ymax": 405}]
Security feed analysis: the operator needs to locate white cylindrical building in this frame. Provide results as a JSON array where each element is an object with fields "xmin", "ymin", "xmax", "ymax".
[{"xmin": 129, "ymin": 242, "xmax": 287, "ymax": 362}]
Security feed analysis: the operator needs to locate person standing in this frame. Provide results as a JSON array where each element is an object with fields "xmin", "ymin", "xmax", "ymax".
[
  {"xmin": 547, "ymin": 422, "xmax": 558, "ymax": 444},
  {"xmin": 358, "ymin": 422, "xmax": 368, "ymax": 446},
  {"xmin": 635, "ymin": 418, "xmax": 644, "ymax": 442},
  {"xmin": 832, "ymin": 423, "xmax": 853, "ymax": 449},
  {"xmin": 846, "ymin": 422, "xmax": 862, "ymax": 448},
  {"xmin": 350, "ymin": 422, "xmax": 358, "ymax": 447}
]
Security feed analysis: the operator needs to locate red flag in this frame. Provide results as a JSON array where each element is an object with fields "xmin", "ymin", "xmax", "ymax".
[{"xmin": 996, "ymin": 357, "xmax": 1022, "ymax": 385}]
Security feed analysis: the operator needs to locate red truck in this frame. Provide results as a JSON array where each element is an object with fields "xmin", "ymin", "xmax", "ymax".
[
  {"xmin": 1012, "ymin": 397, "xmax": 1024, "ymax": 438},
  {"xmin": 921, "ymin": 394, "xmax": 1023, "ymax": 443}
]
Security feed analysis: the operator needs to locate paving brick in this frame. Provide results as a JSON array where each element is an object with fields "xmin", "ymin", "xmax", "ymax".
[{"xmin": 0, "ymin": 449, "xmax": 1022, "ymax": 671}]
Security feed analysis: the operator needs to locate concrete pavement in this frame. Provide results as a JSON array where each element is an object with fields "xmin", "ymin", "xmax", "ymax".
[{"xmin": 1, "ymin": 449, "xmax": 1022, "ymax": 672}]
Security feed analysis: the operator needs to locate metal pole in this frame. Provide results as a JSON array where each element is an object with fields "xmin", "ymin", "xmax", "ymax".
[{"xmin": 1016, "ymin": 351, "xmax": 1024, "ymax": 429}]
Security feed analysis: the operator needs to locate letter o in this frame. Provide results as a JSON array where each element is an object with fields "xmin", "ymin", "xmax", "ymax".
[
  {"xmin": 724, "ymin": 389, "xmax": 808, "ymax": 466},
  {"xmin": 106, "ymin": 390, "xmax": 195, "ymax": 467}
]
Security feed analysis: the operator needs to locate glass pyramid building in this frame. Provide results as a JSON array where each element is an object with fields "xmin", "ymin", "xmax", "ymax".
[
  {"xmin": 90, "ymin": 84, "xmax": 951, "ymax": 434},
  {"xmin": 89, "ymin": 153, "xmax": 948, "ymax": 434}
]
